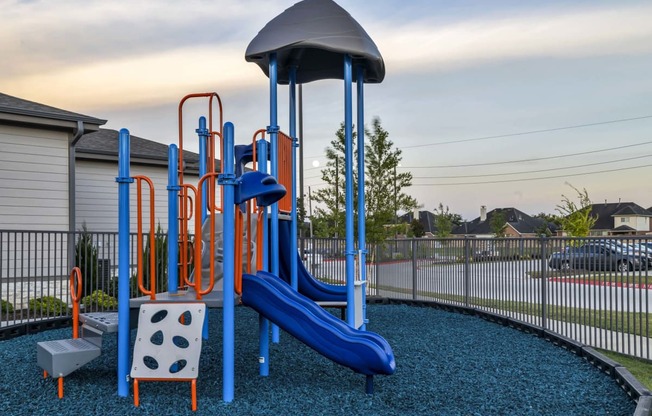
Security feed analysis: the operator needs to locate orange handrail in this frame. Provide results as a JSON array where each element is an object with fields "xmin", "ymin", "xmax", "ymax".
[
  {"xmin": 177, "ymin": 93, "xmax": 223, "ymax": 187},
  {"xmin": 234, "ymin": 210, "xmax": 243, "ymax": 294},
  {"xmin": 256, "ymin": 210, "xmax": 265, "ymax": 271},
  {"xmin": 133, "ymin": 175, "xmax": 157, "ymax": 300},
  {"xmin": 194, "ymin": 172, "xmax": 221, "ymax": 298},
  {"xmin": 209, "ymin": 131, "xmax": 223, "ymax": 214},
  {"xmin": 245, "ymin": 200, "xmax": 253, "ymax": 274},
  {"xmin": 69, "ymin": 267, "xmax": 82, "ymax": 339},
  {"xmin": 179, "ymin": 183, "xmax": 197, "ymax": 288}
]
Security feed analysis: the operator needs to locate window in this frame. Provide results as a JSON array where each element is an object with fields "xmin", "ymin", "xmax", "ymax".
[{"xmin": 621, "ymin": 217, "xmax": 630, "ymax": 223}]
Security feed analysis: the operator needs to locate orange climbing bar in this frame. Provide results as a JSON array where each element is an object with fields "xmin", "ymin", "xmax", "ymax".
[
  {"xmin": 194, "ymin": 172, "xmax": 221, "ymax": 298},
  {"xmin": 179, "ymin": 183, "xmax": 197, "ymax": 288},
  {"xmin": 256, "ymin": 210, "xmax": 265, "ymax": 271},
  {"xmin": 234, "ymin": 210, "xmax": 243, "ymax": 294},
  {"xmin": 177, "ymin": 93, "xmax": 223, "ymax": 187},
  {"xmin": 209, "ymin": 131, "xmax": 224, "ymax": 214},
  {"xmin": 134, "ymin": 175, "xmax": 157, "ymax": 300},
  {"xmin": 45, "ymin": 267, "xmax": 83, "ymax": 398},
  {"xmin": 69, "ymin": 267, "xmax": 82, "ymax": 339}
]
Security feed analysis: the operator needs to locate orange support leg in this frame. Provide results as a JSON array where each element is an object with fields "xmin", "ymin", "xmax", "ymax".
[
  {"xmin": 58, "ymin": 377, "xmax": 64, "ymax": 399},
  {"xmin": 134, "ymin": 379, "xmax": 140, "ymax": 407},
  {"xmin": 191, "ymin": 379, "xmax": 197, "ymax": 411},
  {"xmin": 43, "ymin": 370, "xmax": 48, "ymax": 379}
]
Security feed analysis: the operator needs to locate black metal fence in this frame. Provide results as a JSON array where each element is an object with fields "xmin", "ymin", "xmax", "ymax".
[
  {"xmin": 354, "ymin": 236, "xmax": 652, "ymax": 359},
  {"xmin": 3, "ymin": 231, "xmax": 652, "ymax": 359},
  {"xmin": 0, "ymin": 230, "xmax": 167, "ymax": 326}
]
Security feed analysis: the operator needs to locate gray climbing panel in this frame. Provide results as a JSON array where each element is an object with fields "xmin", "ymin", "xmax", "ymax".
[{"xmin": 131, "ymin": 303, "xmax": 205, "ymax": 380}]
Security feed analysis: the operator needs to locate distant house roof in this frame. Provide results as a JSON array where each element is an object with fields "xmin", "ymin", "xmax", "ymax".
[
  {"xmin": 589, "ymin": 202, "xmax": 652, "ymax": 230},
  {"xmin": 76, "ymin": 129, "xmax": 210, "ymax": 174},
  {"xmin": 613, "ymin": 224, "xmax": 636, "ymax": 232},
  {"xmin": 452, "ymin": 207, "xmax": 553, "ymax": 236},
  {"xmin": 399, "ymin": 210, "xmax": 437, "ymax": 234},
  {"xmin": 0, "ymin": 92, "xmax": 106, "ymax": 130}
]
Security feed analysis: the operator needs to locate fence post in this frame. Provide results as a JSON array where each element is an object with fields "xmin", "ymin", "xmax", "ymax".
[
  {"xmin": 375, "ymin": 244, "xmax": 380, "ymax": 297},
  {"xmin": 412, "ymin": 239, "xmax": 417, "ymax": 300},
  {"xmin": 464, "ymin": 237, "xmax": 470, "ymax": 307},
  {"xmin": 540, "ymin": 237, "xmax": 548, "ymax": 330}
]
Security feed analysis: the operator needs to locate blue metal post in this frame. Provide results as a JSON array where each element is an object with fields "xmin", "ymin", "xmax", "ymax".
[
  {"xmin": 167, "ymin": 144, "xmax": 180, "ymax": 295},
  {"xmin": 116, "ymin": 128, "xmax": 134, "ymax": 397},
  {"xmin": 289, "ymin": 66, "xmax": 298, "ymax": 291},
  {"xmin": 269, "ymin": 53, "xmax": 280, "ymax": 343},
  {"xmin": 196, "ymin": 116, "xmax": 209, "ymax": 223},
  {"xmin": 256, "ymin": 138, "xmax": 270, "ymax": 376},
  {"xmin": 344, "ymin": 55, "xmax": 355, "ymax": 327},
  {"xmin": 356, "ymin": 66, "xmax": 368, "ymax": 330},
  {"xmin": 220, "ymin": 122, "xmax": 236, "ymax": 402}
]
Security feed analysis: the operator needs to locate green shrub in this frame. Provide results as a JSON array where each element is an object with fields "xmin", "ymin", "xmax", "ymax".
[
  {"xmin": 132, "ymin": 223, "xmax": 169, "ymax": 296},
  {"xmin": 82, "ymin": 290, "xmax": 118, "ymax": 310},
  {"xmin": 28, "ymin": 296, "xmax": 68, "ymax": 316},
  {"xmin": 75, "ymin": 223, "xmax": 99, "ymax": 297},
  {"xmin": 0, "ymin": 299, "xmax": 14, "ymax": 314}
]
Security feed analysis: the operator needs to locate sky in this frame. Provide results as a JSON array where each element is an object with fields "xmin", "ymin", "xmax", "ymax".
[{"xmin": 3, "ymin": 0, "xmax": 652, "ymax": 221}]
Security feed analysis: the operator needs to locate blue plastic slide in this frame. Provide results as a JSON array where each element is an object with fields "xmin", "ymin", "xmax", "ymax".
[
  {"xmin": 277, "ymin": 220, "xmax": 346, "ymax": 301},
  {"xmin": 241, "ymin": 271, "xmax": 395, "ymax": 376}
]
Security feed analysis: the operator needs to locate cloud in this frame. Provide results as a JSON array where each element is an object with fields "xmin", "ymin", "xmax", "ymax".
[
  {"xmin": 1, "ymin": 0, "xmax": 284, "ymax": 77},
  {"xmin": 372, "ymin": 5, "xmax": 652, "ymax": 73},
  {"xmin": 3, "ymin": 44, "xmax": 266, "ymax": 110}
]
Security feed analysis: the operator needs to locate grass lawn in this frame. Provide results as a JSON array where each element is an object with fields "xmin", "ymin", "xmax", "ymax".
[
  {"xmin": 598, "ymin": 349, "xmax": 652, "ymax": 391},
  {"xmin": 376, "ymin": 284, "xmax": 652, "ymax": 338}
]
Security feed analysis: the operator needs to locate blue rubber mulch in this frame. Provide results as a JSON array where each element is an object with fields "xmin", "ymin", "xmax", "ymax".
[{"xmin": 0, "ymin": 304, "xmax": 636, "ymax": 415}]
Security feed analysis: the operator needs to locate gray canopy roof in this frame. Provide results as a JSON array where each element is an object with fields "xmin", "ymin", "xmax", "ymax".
[{"xmin": 245, "ymin": 0, "xmax": 385, "ymax": 84}]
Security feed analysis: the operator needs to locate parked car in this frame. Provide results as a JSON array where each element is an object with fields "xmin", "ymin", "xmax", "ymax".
[
  {"xmin": 627, "ymin": 243, "xmax": 652, "ymax": 268},
  {"xmin": 548, "ymin": 242, "xmax": 646, "ymax": 272},
  {"xmin": 301, "ymin": 248, "xmax": 323, "ymax": 270}
]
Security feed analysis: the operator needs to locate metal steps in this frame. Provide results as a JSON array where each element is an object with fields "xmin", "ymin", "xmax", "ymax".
[{"xmin": 36, "ymin": 325, "xmax": 103, "ymax": 378}]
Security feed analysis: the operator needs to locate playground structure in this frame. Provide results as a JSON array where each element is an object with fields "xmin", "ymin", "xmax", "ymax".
[{"xmin": 35, "ymin": 0, "xmax": 396, "ymax": 408}]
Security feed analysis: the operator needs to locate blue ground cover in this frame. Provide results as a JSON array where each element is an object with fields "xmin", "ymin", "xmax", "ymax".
[{"xmin": 0, "ymin": 304, "xmax": 636, "ymax": 415}]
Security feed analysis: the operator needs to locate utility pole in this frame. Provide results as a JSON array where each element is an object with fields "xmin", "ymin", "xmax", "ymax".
[
  {"xmin": 298, "ymin": 84, "xmax": 304, "ymax": 237},
  {"xmin": 308, "ymin": 186, "xmax": 313, "ymax": 238},
  {"xmin": 335, "ymin": 155, "xmax": 339, "ymax": 238}
]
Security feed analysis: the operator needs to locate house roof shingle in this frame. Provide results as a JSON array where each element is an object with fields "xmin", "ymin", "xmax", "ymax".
[
  {"xmin": 77, "ymin": 129, "xmax": 208, "ymax": 172},
  {"xmin": 0, "ymin": 92, "xmax": 106, "ymax": 126},
  {"xmin": 399, "ymin": 210, "xmax": 437, "ymax": 234},
  {"xmin": 452, "ymin": 207, "xmax": 553, "ymax": 236},
  {"xmin": 589, "ymin": 202, "xmax": 652, "ymax": 230}
]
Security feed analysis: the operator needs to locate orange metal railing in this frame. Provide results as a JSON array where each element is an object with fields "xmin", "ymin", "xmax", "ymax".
[
  {"xmin": 193, "ymin": 172, "xmax": 222, "ymax": 299},
  {"xmin": 133, "ymin": 175, "xmax": 157, "ymax": 300},
  {"xmin": 69, "ymin": 267, "xmax": 82, "ymax": 339},
  {"xmin": 179, "ymin": 183, "xmax": 197, "ymax": 288},
  {"xmin": 177, "ymin": 93, "xmax": 223, "ymax": 295},
  {"xmin": 44, "ymin": 267, "xmax": 83, "ymax": 398}
]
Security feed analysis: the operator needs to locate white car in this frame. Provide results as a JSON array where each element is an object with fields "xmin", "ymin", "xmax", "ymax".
[{"xmin": 302, "ymin": 248, "xmax": 323, "ymax": 269}]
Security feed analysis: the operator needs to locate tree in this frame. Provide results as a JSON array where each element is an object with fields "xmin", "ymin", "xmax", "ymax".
[
  {"xmin": 533, "ymin": 212, "xmax": 562, "ymax": 227},
  {"xmin": 410, "ymin": 219, "xmax": 425, "ymax": 238},
  {"xmin": 433, "ymin": 203, "xmax": 455, "ymax": 238},
  {"xmin": 489, "ymin": 210, "xmax": 507, "ymax": 237},
  {"xmin": 556, "ymin": 183, "xmax": 597, "ymax": 238},
  {"xmin": 365, "ymin": 117, "xmax": 419, "ymax": 244},
  {"xmin": 533, "ymin": 212, "xmax": 561, "ymax": 237},
  {"xmin": 311, "ymin": 122, "xmax": 356, "ymax": 238}
]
